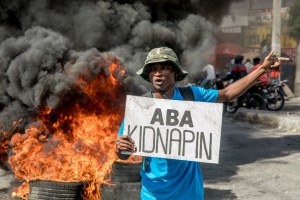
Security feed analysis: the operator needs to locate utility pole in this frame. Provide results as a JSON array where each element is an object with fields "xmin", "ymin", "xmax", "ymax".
[
  {"xmin": 271, "ymin": 0, "xmax": 282, "ymax": 83},
  {"xmin": 271, "ymin": 0, "xmax": 281, "ymax": 56}
]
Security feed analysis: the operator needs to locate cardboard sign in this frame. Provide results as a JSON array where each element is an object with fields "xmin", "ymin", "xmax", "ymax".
[{"xmin": 123, "ymin": 95, "xmax": 223, "ymax": 164}]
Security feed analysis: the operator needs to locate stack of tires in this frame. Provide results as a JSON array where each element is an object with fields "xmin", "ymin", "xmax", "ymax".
[{"xmin": 28, "ymin": 181, "xmax": 84, "ymax": 200}]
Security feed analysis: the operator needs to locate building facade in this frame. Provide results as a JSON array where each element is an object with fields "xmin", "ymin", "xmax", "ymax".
[{"xmin": 218, "ymin": 0, "xmax": 296, "ymax": 91}]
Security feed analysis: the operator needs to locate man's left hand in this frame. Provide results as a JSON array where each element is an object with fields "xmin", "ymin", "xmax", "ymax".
[{"xmin": 261, "ymin": 50, "xmax": 289, "ymax": 71}]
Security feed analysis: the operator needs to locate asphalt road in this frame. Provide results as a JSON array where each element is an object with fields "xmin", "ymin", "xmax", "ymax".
[{"xmin": 202, "ymin": 116, "xmax": 300, "ymax": 200}]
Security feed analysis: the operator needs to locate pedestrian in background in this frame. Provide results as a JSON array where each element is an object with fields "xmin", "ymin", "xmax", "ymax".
[
  {"xmin": 244, "ymin": 58, "xmax": 254, "ymax": 72},
  {"xmin": 199, "ymin": 62, "xmax": 216, "ymax": 88},
  {"xmin": 269, "ymin": 55, "xmax": 281, "ymax": 84}
]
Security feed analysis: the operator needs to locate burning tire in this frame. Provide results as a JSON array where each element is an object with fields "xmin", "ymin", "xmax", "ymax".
[
  {"xmin": 111, "ymin": 161, "xmax": 142, "ymax": 183},
  {"xmin": 28, "ymin": 181, "xmax": 85, "ymax": 200}
]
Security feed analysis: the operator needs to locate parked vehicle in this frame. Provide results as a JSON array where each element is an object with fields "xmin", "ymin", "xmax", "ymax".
[
  {"xmin": 225, "ymin": 89, "xmax": 265, "ymax": 113},
  {"xmin": 261, "ymin": 80, "xmax": 288, "ymax": 111},
  {"xmin": 197, "ymin": 74, "xmax": 225, "ymax": 90}
]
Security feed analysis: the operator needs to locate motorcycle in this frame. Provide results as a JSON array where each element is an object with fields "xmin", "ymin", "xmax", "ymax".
[
  {"xmin": 261, "ymin": 80, "xmax": 288, "ymax": 111},
  {"xmin": 225, "ymin": 89, "xmax": 266, "ymax": 113}
]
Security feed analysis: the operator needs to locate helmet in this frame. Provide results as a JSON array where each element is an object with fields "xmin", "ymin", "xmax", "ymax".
[
  {"xmin": 234, "ymin": 55, "xmax": 244, "ymax": 64},
  {"xmin": 136, "ymin": 47, "xmax": 188, "ymax": 82}
]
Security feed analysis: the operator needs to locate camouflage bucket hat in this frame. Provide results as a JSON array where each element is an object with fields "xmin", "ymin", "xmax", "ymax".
[{"xmin": 136, "ymin": 47, "xmax": 188, "ymax": 82}]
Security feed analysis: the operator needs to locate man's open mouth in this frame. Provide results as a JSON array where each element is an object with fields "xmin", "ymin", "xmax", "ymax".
[{"xmin": 155, "ymin": 79, "xmax": 163, "ymax": 84}]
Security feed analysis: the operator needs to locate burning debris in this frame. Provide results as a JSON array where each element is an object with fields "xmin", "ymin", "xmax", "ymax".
[
  {"xmin": 0, "ymin": 0, "xmax": 244, "ymax": 199},
  {"xmin": 0, "ymin": 26, "xmax": 128, "ymax": 199}
]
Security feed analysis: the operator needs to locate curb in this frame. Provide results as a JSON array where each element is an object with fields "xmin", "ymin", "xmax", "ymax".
[{"xmin": 233, "ymin": 110, "xmax": 300, "ymax": 132}]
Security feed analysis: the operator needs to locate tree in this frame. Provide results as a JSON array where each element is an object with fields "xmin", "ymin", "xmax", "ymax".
[
  {"xmin": 288, "ymin": 0, "xmax": 300, "ymax": 95},
  {"xmin": 288, "ymin": 0, "xmax": 300, "ymax": 39}
]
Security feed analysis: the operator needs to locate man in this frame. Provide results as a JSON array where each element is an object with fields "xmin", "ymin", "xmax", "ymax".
[
  {"xmin": 268, "ymin": 55, "xmax": 281, "ymax": 84},
  {"xmin": 223, "ymin": 54, "xmax": 247, "ymax": 82},
  {"xmin": 244, "ymin": 58, "xmax": 254, "ymax": 72},
  {"xmin": 116, "ymin": 47, "xmax": 280, "ymax": 200},
  {"xmin": 249, "ymin": 57, "xmax": 270, "ymax": 86},
  {"xmin": 199, "ymin": 62, "xmax": 216, "ymax": 88}
]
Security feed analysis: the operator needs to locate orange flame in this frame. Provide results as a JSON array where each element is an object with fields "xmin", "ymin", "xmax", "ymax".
[{"xmin": 8, "ymin": 54, "xmax": 127, "ymax": 199}]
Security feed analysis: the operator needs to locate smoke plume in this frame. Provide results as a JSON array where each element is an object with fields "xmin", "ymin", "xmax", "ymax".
[{"xmin": 0, "ymin": 0, "xmax": 243, "ymax": 167}]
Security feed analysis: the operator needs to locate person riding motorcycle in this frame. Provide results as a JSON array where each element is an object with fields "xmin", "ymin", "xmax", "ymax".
[
  {"xmin": 249, "ymin": 57, "xmax": 270, "ymax": 87},
  {"xmin": 222, "ymin": 55, "xmax": 248, "ymax": 107},
  {"xmin": 222, "ymin": 54, "xmax": 247, "ymax": 83}
]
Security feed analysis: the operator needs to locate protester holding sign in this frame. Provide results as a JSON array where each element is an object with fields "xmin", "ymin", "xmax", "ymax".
[{"xmin": 116, "ymin": 47, "xmax": 282, "ymax": 200}]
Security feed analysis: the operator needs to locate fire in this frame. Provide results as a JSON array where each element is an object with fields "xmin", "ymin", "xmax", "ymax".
[{"xmin": 7, "ymin": 54, "xmax": 127, "ymax": 199}]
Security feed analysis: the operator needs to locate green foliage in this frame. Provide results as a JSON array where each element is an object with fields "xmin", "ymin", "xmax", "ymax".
[{"xmin": 288, "ymin": 0, "xmax": 300, "ymax": 40}]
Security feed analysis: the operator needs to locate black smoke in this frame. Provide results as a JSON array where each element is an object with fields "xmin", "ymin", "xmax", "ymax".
[
  {"xmin": 0, "ymin": 0, "xmax": 243, "ymax": 72},
  {"xmin": 0, "ymin": 0, "xmax": 243, "ymax": 167}
]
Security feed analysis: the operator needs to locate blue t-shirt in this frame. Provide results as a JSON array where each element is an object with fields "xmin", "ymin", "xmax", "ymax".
[{"xmin": 118, "ymin": 86, "xmax": 219, "ymax": 200}]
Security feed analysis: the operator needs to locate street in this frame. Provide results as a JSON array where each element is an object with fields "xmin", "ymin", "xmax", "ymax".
[{"xmin": 202, "ymin": 115, "xmax": 300, "ymax": 200}]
